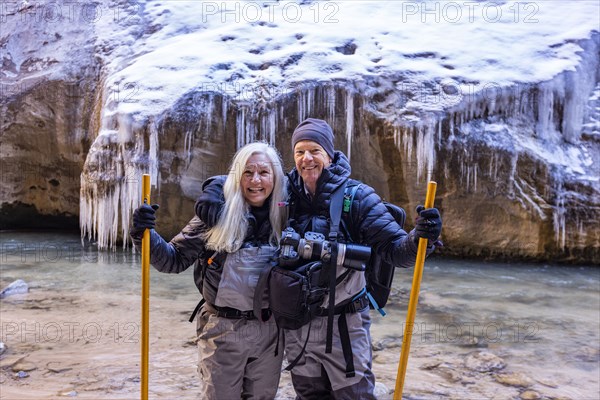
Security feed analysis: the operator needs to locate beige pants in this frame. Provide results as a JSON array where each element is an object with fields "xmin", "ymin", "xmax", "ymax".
[{"xmin": 196, "ymin": 306, "xmax": 283, "ymax": 400}]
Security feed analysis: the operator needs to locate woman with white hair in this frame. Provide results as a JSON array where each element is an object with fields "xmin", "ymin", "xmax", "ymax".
[{"xmin": 131, "ymin": 142, "xmax": 287, "ymax": 399}]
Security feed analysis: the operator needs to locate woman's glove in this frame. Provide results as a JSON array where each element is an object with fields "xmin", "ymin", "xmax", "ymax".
[
  {"xmin": 131, "ymin": 203, "xmax": 160, "ymax": 238},
  {"xmin": 414, "ymin": 205, "xmax": 442, "ymax": 242}
]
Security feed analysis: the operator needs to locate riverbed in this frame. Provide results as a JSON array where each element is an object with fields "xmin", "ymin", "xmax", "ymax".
[{"xmin": 0, "ymin": 232, "xmax": 598, "ymax": 399}]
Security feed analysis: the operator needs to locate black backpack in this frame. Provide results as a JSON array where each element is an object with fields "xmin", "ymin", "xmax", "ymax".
[{"xmin": 342, "ymin": 184, "xmax": 406, "ymax": 316}]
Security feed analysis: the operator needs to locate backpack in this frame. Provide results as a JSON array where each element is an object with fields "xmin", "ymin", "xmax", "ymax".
[
  {"xmin": 189, "ymin": 250, "xmax": 228, "ymax": 323},
  {"xmin": 342, "ymin": 184, "xmax": 406, "ymax": 316}
]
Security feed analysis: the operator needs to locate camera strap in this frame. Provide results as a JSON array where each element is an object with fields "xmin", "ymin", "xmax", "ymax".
[{"xmin": 325, "ymin": 180, "xmax": 347, "ymax": 354}]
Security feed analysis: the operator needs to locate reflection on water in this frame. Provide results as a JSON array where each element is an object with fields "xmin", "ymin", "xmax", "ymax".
[{"xmin": 1, "ymin": 232, "xmax": 599, "ymax": 397}]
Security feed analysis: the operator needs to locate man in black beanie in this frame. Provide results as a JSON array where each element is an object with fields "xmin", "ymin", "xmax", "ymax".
[
  {"xmin": 290, "ymin": 117, "xmax": 336, "ymax": 197},
  {"xmin": 284, "ymin": 118, "xmax": 442, "ymax": 399}
]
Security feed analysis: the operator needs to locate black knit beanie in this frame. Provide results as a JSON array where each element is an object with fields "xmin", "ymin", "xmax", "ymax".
[{"xmin": 291, "ymin": 118, "xmax": 335, "ymax": 160}]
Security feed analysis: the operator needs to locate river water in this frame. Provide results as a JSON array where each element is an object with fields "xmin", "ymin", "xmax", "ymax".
[{"xmin": 0, "ymin": 232, "xmax": 598, "ymax": 399}]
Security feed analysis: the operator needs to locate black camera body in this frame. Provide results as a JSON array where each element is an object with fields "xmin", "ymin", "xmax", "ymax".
[{"xmin": 279, "ymin": 227, "xmax": 371, "ymax": 270}]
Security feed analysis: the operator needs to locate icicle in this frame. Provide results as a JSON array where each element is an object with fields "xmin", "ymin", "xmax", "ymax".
[
  {"xmin": 536, "ymin": 82, "xmax": 554, "ymax": 141},
  {"xmin": 306, "ymin": 87, "xmax": 313, "ymax": 118},
  {"xmin": 148, "ymin": 121, "xmax": 159, "ymax": 189},
  {"xmin": 222, "ymin": 97, "xmax": 228, "ymax": 127},
  {"xmin": 267, "ymin": 108, "xmax": 276, "ymax": 145},
  {"xmin": 206, "ymin": 93, "xmax": 214, "ymax": 130},
  {"xmin": 507, "ymin": 154, "xmax": 518, "ymax": 197},
  {"xmin": 297, "ymin": 88, "xmax": 305, "ymax": 122},
  {"xmin": 465, "ymin": 162, "xmax": 470, "ymax": 193},
  {"xmin": 415, "ymin": 120, "xmax": 435, "ymax": 182},
  {"xmin": 552, "ymin": 181, "xmax": 567, "ymax": 250},
  {"xmin": 327, "ymin": 85, "xmax": 336, "ymax": 122},
  {"xmin": 236, "ymin": 106, "xmax": 246, "ymax": 149},
  {"xmin": 345, "ymin": 91, "xmax": 353, "ymax": 162},
  {"xmin": 184, "ymin": 129, "xmax": 193, "ymax": 164}
]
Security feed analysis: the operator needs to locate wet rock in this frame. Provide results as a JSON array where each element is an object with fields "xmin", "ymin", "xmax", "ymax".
[
  {"xmin": 573, "ymin": 346, "xmax": 600, "ymax": 363},
  {"xmin": 0, "ymin": 279, "xmax": 29, "ymax": 299},
  {"xmin": 436, "ymin": 366, "xmax": 462, "ymax": 383},
  {"xmin": 494, "ymin": 372, "xmax": 533, "ymax": 387},
  {"xmin": 534, "ymin": 378, "xmax": 558, "ymax": 388},
  {"xmin": 520, "ymin": 390, "xmax": 541, "ymax": 400},
  {"xmin": 455, "ymin": 335, "xmax": 488, "ymax": 348},
  {"xmin": 372, "ymin": 337, "xmax": 403, "ymax": 351},
  {"xmin": 374, "ymin": 382, "xmax": 389, "ymax": 397},
  {"xmin": 46, "ymin": 362, "xmax": 73, "ymax": 374},
  {"xmin": 275, "ymin": 381, "xmax": 296, "ymax": 400},
  {"xmin": 58, "ymin": 391, "xmax": 78, "ymax": 397},
  {"xmin": 0, "ymin": 355, "xmax": 26, "ymax": 369},
  {"xmin": 464, "ymin": 351, "xmax": 506, "ymax": 372},
  {"xmin": 12, "ymin": 361, "xmax": 37, "ymax": 372},
  {"xmin": 15, "ymin": 370, "xmax": 29, "ymax": 378},
  {"xmin": 420, "ymin": 360, "xmax": 443, "ymax": 370}
]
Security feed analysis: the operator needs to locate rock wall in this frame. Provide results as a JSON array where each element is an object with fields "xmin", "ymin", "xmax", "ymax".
[
  {"xmin": 0, "ymin": 1, "xmax": 100, "ymax": 230},
  {"xmin": 2, "ymin": 3, "xmax": 598, "ymax": 263}
]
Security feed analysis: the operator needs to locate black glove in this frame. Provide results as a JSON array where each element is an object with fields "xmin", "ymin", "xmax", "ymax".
[
  {"xmin": 131, "ymin": 203, "xmax": 160, "ymax": 236},
  {"xmin": 195, "ymin": 176, "xmax": 225, "ymax": 228},
  {"xmin": 414, "ymin": 205, "xmax": 442, "ymax": 242}
]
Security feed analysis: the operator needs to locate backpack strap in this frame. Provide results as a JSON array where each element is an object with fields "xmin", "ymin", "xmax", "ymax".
[
  {"xmin": 284, "ymin": 319, "xmax": 312, "ymax": 371},
  {"xmin": 324, "ymin": 181, "xmax": 347, "ymax": 354},
  {"xmin": 253, "ymin": 255, "xmax": 278, "ymax": 323},
  {"xmin": 329, "ymin": 181, "xmax": 347, "ymax": 242},
  {"xmin": 188, "ymin": 298, "xmax": 205, "ymax": 323}
]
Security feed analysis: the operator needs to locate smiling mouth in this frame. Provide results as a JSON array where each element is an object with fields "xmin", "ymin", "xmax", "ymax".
[
  {"xmin": 248, "ymin": 188, "xmax": 264, "ymax": 193},
  {"xmin": 302, "ymin": 166, "xmax": 317, "ymax": 170}
]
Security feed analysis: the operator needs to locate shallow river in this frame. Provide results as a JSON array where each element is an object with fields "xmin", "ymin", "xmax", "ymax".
[{"xmin": 0, "ymin": 232, "xmax": 598, "ymax": 399}]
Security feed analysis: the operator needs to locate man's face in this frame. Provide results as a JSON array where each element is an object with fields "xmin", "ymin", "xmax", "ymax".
[{"xmin": 293, "ymin": 140, "xmax": 332, "ymax": 190}]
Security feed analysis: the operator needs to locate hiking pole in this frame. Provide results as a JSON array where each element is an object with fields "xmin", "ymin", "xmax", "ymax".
[
  {"xmin": 393, "ymin": 181, "xmax": 437, "ymax": 400},
  {"xmin": 140, "ymin": 174, "xmax": 151, "ymax": 400}
]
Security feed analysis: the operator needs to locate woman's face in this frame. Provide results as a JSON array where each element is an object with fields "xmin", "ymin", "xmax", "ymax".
[{"xmin": 240, "ymin": 153, "xmax": 274, "ymax": 207}]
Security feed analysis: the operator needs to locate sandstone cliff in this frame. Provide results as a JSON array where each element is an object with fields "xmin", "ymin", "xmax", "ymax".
[{"xmin": 1, "ymin": 1, "xmax": 598, "ymax": 263}]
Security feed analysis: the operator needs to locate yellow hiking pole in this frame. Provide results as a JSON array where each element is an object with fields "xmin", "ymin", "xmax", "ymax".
[
  {"xmin": 141, "ymin": 174, "xmax": 151, "ymax": 400},
  {"xmin": 394, "ymin": 181, "xmax": 437, "ymax": 400}
]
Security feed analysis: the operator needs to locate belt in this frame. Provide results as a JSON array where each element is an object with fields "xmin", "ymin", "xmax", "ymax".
[
  {"xmin": 205, "ymin": 303, "xmax": 271, "ymax": 320},
  {"xmin": 315, "ymin": 292, "xmax": 369, "ymax": 317}
]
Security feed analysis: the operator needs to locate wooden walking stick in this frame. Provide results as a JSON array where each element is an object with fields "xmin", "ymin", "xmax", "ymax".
[
  {"xmin": 393, "ymin": 181, "xmax": 437, "ymax": 400},
  {"xmin": 141, "ymin": 174, "xmax": 151, "ymax": 400}
]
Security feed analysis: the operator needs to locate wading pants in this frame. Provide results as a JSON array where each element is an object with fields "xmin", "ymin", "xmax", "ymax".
[
  {"xmin": 284, "ymin": 307, "xmax": 376, "ymax": 400},
  {"xmin": 196, "ymin": 306, "xmax": 283, "ymax": 400}
]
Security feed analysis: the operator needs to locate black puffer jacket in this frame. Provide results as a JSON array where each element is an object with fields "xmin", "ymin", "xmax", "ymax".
[
  {"xmin": 131, "ymin": 175, "xmax": 274, "ymax": 304},
  {"xmin": 287, "ymin": 151, "xmax": 420, "ymax": 305}
]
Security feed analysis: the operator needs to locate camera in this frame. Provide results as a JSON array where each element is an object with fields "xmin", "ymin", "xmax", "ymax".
[{"xmin": 279, "ymin": 227, "xmax": 371, "ymax": 270}]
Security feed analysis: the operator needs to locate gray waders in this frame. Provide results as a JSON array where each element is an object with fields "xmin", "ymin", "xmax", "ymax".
[{"xmin": 195, "ymin": 246, "xmax": 283, "ymax": 400}]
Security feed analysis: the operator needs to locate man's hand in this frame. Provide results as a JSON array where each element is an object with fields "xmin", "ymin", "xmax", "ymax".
[{"xmin": 414, "ymin": 205, "xmax": 442, "ymax": 242}]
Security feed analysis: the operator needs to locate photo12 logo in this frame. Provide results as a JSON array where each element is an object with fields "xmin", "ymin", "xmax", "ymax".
[
  {"xmin": 200, "ymin": 1, "xmax": 340, "ymax": 24},
  {"xmin": 1, "ymin": 321, "xmax": 139, "ymax": 344},
  {"xmin": 0, "ymin": 2, "xmax": 141, "ymax": 24},
  {"xmin": 400, "ymin": 1, "xmax": 540, "ymax": 24}
]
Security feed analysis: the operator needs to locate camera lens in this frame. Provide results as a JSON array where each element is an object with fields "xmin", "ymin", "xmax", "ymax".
[{"xmin": 341, "ymin": 243, "xmax": 371, "ymax": 270}]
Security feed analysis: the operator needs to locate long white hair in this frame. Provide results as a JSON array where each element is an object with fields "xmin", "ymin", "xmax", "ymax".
[{"xmin": 205, "ymin": 142, "xmax": 287, "ymax": 253}]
